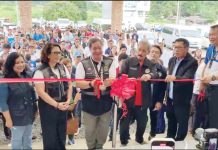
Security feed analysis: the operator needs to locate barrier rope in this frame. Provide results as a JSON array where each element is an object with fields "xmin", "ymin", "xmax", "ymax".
[{"xmin": 0, "ymin": 78, "xmax": 200, "ymax": 83}]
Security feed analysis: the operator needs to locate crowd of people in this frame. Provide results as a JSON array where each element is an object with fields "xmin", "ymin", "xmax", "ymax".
[{"xmin": 0, "ymin": 23, "xmax": 217, "ymax": 149}]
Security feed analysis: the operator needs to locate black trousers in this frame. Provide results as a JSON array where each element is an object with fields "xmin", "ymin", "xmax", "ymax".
[
  {"xmin": 149, "ymin": 106, "xmax": 158, "ymax": 137},
  {"xmin": 38, "ymin": 100, "xmax": 67, "ymax": 150},
  {"xmin": 166, "ymin": 98, "xmax": 190, "ymax": 140},
  {"xmin": 120, "ymin": 106, "xmax": 148, "ymax": 144},
  {"xmin": 206, "ymin": 85, "xmax": 218, "ymax": 129},
  {"xmin": 192, "ymin": 94, "xmax": 209, "ymax": 134}
]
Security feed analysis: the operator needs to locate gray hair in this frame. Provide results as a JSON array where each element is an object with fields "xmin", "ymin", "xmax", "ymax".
[{"xmin": 138, "ymin": 39, "xmax": 151, "ymax": 52}]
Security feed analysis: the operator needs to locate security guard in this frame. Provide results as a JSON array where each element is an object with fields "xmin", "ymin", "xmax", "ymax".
[
  {"xmin": 201, "ymin": 24, "xmax": 218, "ymax": 129},
  {"xmin": 147, "ymin": 45, "xmax": 167, "ymax": 140},
  {"xmin": 75, "ymin": 37, "xmax": 116, "ymax": 149},
  {"xmin": 119, "ymin": 40, "xmax": 157, "ymax": 145},
  {"xmin": 33, "ymin": 43, "xmax": 72, "ymax": 149}
]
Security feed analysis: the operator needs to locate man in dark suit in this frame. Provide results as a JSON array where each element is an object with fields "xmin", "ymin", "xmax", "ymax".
[
  {"xmin": 147, "ymin": 45, "xmax": 167, "ymax": 141},
  {"xmin": 165, "ymin": 38, "xmax": 198, "ymax": 141}
]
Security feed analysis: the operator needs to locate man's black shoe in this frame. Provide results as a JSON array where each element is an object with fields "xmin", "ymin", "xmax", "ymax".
[
  {"xmin": 135, "ymin": 139, "xmax": 148, "ymax": 145},
  {"xmin": 121, "ymin": 140, "xmax": 128, "ymax": 146},
  {"xmin": 175, "ymin": 137, "xmax": 185, "ymax": 141}
]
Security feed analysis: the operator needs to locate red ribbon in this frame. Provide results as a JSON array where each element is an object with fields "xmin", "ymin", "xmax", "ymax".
[
  {"xmin": 0, "ymin": 78, "xmax": 200, "ymax": 83},
  {"xmin": 93, "ymin": 79, "xmax": 103, "ymax": 99},
  {"xmin": 135, "ymin": 79, "xmax": 142, "ymax": 106},
  {"xmin": 110, "ymin": 74, "xmax": 137, "ymax": 118},
  {"xmin": 198, "ymin": 91, "xmax": 205, "ymax": 102}
]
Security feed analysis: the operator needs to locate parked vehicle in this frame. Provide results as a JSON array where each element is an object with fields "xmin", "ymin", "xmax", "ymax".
[
  {"xmin": 194, "ymin": 26, "xmax": 210, "ymax": 49},
  {"xmin": 161, "ymin": 24, "xmax": 202, "ymax": 51},
  {"xmin": 138, "ymin": 31, "xmax": 157, "ymax": 45},
  {"xmin": 76, "ymin": 21, "xmax": 87, "ymax": 28}
]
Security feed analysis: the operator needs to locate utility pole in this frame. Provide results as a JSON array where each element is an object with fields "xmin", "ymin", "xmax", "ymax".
[
  {"xmin": 16, "ymin": 1, "xmax": 19, "ymax": 26},
  {"xmin": 176, "ymin": 1, "xmax": 180, "ymax": 24}
]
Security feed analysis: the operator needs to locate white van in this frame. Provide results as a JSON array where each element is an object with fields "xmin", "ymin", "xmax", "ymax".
[
  {"xmin": 195, "ymin": 26, "xmax": 210, "ymax": 49},
  {"xmin": 161, "ymin": 24, "xmax": 202, "ymax": 50}
]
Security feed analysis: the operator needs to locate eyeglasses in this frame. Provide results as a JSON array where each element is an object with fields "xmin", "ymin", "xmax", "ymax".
[
  {"xmin": 174, "ymin": 47, "xmax": 185, "ymax": 50},
  {"xmin": 51, "ymin": 51, "xmax": 61, "ymax": 55}
]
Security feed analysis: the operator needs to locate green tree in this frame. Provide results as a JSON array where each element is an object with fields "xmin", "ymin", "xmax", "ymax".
[
  {"xmin": 148, "ymin": 1, "xmax": 218, "ymax": 24},
  {"xmin": 86, "ymin": 1, "xmax": 102, "ymax": 23},
  {"xmin": 149, "ymin": 1, "xmax": 177, "ymax": 19},
  {"xmin": 42, "ymin": 1, "xmax": 83, "ymax": 21},
  {"xmin": 72, "ymin": 1, "xmax": 87, "ymax": 21},
  {"xmin": 180, "ymin": 1, "xmax": 201, "ymax": 16}
]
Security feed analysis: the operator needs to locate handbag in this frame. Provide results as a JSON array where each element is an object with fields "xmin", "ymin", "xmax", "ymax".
[{"xmin": 66, "ymin": 116, "xmax": 79, "ymax": 135}]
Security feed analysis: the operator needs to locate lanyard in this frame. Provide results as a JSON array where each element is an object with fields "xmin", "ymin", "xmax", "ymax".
[
  {"xmin": 90, "ymin": 57, "xmax": 104, "ymax": 81},
  {"xmin": 209, "ymin": 46, "xmax": 217, "ymax": 69}
]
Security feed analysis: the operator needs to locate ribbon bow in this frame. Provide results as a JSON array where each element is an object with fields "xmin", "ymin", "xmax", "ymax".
[
  {"xmin": 198, "ymin": 91, "xmax": 205, "ymax": 102},
  {"xmin": 110, "ymin": 74, "xmax": 137, "ymax": 118}
]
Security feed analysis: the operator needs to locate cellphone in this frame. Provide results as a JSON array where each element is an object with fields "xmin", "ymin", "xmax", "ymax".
[
  {"xmin": 208, "ymin": 138, "xmax": 217, "ymax": 150},
  {"xmin": 151, "ymin": 138, "xmax": 175, "ymax": 150}
]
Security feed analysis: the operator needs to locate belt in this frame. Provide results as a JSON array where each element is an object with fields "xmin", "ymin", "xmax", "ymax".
[
  {"xmin": 82, "ymin": 91, "xmax": 110, "ymax": 96},
  {"xmin": 208, "ymin": 84, "xmax": 218, "ymax": 87},
  {"xmin": 207, "ymin": 84, "xmax": 218, "ymax": 92}
]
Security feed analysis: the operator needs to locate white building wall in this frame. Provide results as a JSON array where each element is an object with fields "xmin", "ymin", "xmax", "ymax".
[
  {"xmin": 101, "ymin": 1, "xmax": 150, "ymax": 25},
  {"xmin": 102, "ymin": 1, "xmax": 112, "ymax": 19}
]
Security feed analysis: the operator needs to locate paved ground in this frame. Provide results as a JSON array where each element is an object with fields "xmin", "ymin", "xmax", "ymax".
[{"xmin": 0, "ymin": 132, "xmax": 198, "ymax": 149}]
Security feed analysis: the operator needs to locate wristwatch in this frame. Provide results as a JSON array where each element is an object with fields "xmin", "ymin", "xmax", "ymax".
[
  {"xmin": 89, "ymin": 81, "xmax": 93, "ymax": 88},
  {"xmin": 211, "ymin": 75, "xmax": 216, "ymax": 81}
]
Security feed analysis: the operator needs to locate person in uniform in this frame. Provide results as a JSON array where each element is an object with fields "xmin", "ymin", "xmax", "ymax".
[
  {"xmin": 165, "ymin": 38, "xmax": 198, "ymax": 141},
  {"xmin": 33, "ymin": 43, "xmax": 72, "ymax": 149},
  {"xmin": 147, "ymin": 45, "xmax": 167, "ymax": 140},
  {"xmin": 75, "ymin": 37, "xmax": 117, "ymax": 149},
  {"xmin": 201, "ymin": 24, "xmax": 218, "ymax": 129},
  {"xmin": 119, "ymin": 40, "xmax": 157, "ymax": 145}
]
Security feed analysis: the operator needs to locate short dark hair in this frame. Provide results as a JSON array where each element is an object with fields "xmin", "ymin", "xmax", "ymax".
[
  {"xmin": 88, "ymin": 37, "xmax": 103, "ymax": 49},
  {"xmin": 25, "ymin": 54, "xmax": 31, "ymax": 61},
  {"xmin": 175, "ymin": 38, "xmax": 189, "ymax": 48},
  {"xmin": 3, "ymin": 43, "xmax": 11, "ymax": 49},
  {"xmin": 120, "ymin": 44, "xmax": 127, "ymax": 50},
  {"xmin": 211, "ymin": 24, "xmax": 218, "ymax": 29},
  {"xmin": 118, "ymin": 53, "xmax": 128, "ymax": 62},
  {"xmin": 152, "ymin": 44, "xmax": 162, "ymax": 55},
  {"xmin": 41, "ymin": 43, "xmax": 61, "ymax": 64}
]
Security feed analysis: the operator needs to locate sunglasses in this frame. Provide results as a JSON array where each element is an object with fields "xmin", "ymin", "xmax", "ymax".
[{"xmin": 51, "ymin": 51, "xmax": 61, "ymax": 55}]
